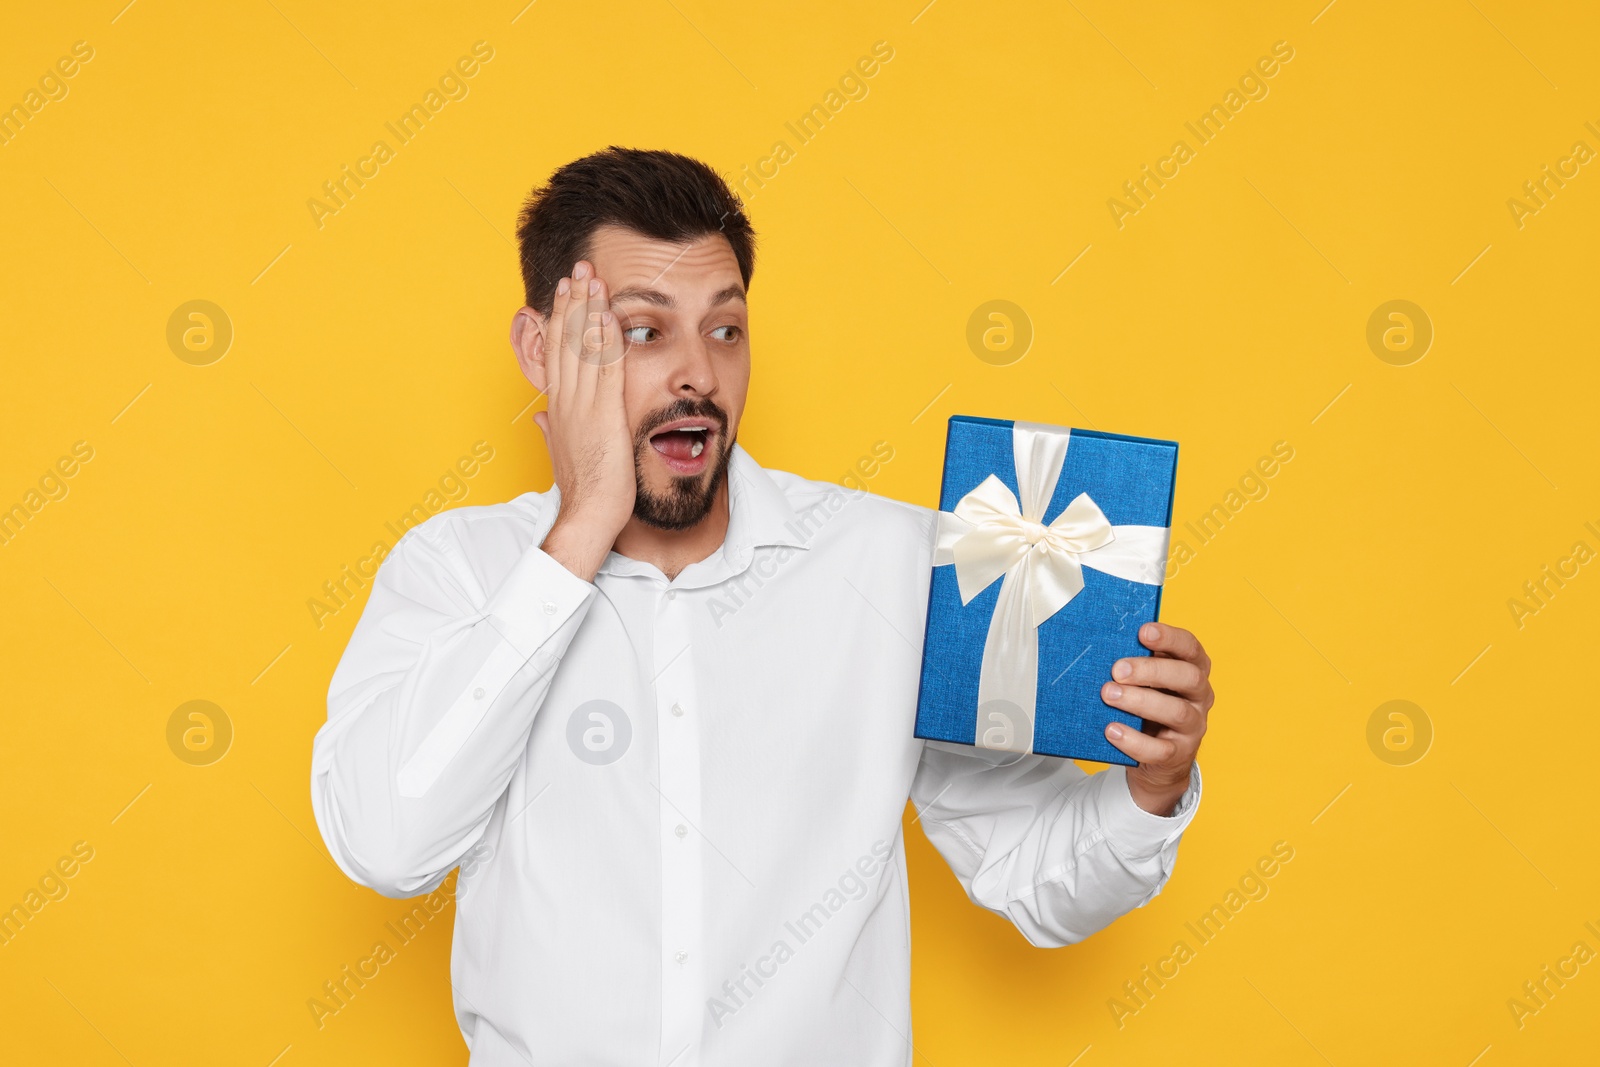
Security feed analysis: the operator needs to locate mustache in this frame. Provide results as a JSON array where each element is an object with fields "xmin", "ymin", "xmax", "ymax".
[{"xmin": 634, "ymin": 397, "xmax": 730, "ymax": 445}]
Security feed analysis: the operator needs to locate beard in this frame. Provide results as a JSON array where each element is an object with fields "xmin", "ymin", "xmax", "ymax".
[{"xmin": 631, "ymin": 397, "xmax": 734, "ymax": 531}]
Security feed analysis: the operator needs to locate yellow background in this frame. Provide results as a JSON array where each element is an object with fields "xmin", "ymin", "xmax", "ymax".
[{"xmin": 3, "ymin": 0, "xmax": 1597, "ymax": 1062}]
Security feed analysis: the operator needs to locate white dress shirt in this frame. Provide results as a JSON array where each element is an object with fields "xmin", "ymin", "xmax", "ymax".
[{"xmin": 310, "ymin": 444, "xmax": 1201, "ymax": 1066}]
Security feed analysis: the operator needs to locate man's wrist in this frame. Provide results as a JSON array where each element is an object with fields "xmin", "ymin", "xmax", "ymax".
[
  {"xmin": 541, "ymin": 514, "xmax": 614, "ymax": 582},
  {"xmin": 1126, "ymin": 765, "xmax": 1192, "ymax": 817}
]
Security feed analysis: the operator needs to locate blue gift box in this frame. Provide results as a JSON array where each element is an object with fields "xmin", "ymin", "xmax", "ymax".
[{"xmin": 914, "ymin": 416, "xmax": 1179, "ymax": 766}]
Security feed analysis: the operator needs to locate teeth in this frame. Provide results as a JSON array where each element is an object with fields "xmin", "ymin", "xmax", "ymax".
[{"xmin": 690, "ymin": 440, "xmax": 705, "ymax": 458}]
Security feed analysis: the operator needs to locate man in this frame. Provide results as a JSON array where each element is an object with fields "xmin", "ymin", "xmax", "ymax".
[{"xmin": 310, "ymin": 147, "xmax": 1213, "ymax": 1066}]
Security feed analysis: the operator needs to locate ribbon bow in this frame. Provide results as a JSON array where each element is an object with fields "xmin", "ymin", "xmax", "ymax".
[
  {"xmin": 946, "ymin": 477, "xmax": 1118, "ymax": 626},
  {"xmin": 933, "ymin": 422, "xmax": 1170, "ymax": 754}
]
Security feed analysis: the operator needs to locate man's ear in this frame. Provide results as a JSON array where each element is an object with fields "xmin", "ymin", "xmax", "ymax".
[{"xmin": 510, "ymin": 306, "xmax": 548, "ymax": 392}]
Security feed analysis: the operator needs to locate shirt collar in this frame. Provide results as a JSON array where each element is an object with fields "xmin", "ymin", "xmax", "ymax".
[{"xmin": 593, "ymin": 443, "xmax": 811, "ymax": 582}]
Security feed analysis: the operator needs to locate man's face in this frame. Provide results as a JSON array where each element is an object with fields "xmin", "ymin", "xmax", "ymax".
[{"xmin": 530, "ymin": 224, "xmax": 751, "ymax": 530}]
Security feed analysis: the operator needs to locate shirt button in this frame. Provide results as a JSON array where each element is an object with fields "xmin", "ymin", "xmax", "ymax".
[
  {"xmin": 473, "ymin": 687, "xmax": 485, "ymax": 699},
  {"xmin": 674, "ymin": 950, "xmax": 688, "ymax": 964},
  {"xmin": 670, "ymin": 703, "xmax": 684, "ymax": 717},
  {"xmin": 674, "ymin": 824, "xmax": 687, "ymax": 838},
  {"xmin": 666, "ymin": 590, "xmax": 677, "ymax": 600},
  {"xmin": 542, "ymin": 601, "xmax": 556, "ymax": 615}
]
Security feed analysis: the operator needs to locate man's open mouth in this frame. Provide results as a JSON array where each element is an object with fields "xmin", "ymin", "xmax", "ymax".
[{"xmin": 648, "ymin": 419, "xmax": 716, "ymax": 475}]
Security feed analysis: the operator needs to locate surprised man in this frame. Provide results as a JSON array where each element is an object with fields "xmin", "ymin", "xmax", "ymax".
[{"xmin": 311, "ymin": 146, "xmax": 1213, "ymax": 1066}]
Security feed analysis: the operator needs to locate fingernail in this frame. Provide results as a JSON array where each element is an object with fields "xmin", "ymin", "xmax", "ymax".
[
  {"xmin": 1145, "ymin": 624, "xmax": 1160, "ymax": 640},
  {"xmin": 574, "ymin": 262, "xmax": 589, "ymax": 279},
  {"xmin": 1106, "ymin": 684, "xmax": 1123, "ymax": 700},
  {"xmin": 1114, "ymin": 660, "xmax": 1131, "ymax": 680},
  {"xmin": 1107, "ymin": 724, "xmax": 1123, "ymax": 740},
  {"xmin": 557, "ymin": 278, "xmax": 569, "ymax": 296},
  {"xmin": 589, "ymin": 278, "xmax": 601, "ymax": 295},
  {"xmin": 601, "ymin": 310, "xmax": 613, "ymax": 325}
]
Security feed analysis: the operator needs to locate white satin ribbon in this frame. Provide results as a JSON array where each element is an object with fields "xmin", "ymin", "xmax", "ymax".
[{"xmin": 932, "ymin": 422, "xmax": 1170, "ymax": 754}]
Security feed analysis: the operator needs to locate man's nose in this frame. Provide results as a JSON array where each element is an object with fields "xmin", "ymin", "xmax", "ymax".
[{"xmin": 671, "ymin": 335, "xmax": 719, "ymax": 396}]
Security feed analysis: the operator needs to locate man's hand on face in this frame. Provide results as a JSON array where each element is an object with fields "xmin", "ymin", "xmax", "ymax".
[
  {"xmin": 532, "ymin": 260, "xmax": 634, "ymax": 582},
  {"xmin": 1101, "ymin": 622, "xmax": 1214, "ymax": 816}
]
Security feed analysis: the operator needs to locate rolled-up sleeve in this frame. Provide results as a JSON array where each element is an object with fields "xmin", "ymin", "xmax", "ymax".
[
  {"xmin": 310, "ymin": 525, "xmax": 594, "ymax": 898},
  {"xmin": 911, "ymin": 741, "xmax": 1201, "ymax": 947}
]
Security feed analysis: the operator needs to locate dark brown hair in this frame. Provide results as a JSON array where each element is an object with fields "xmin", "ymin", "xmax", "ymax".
[{"xmin": 515, "ymin": 146, "xmax": 756, "ymax": 315}]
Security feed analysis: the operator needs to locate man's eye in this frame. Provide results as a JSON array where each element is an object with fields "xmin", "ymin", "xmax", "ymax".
[
  {"xmin": 711, "ymin": 325, "xmax": 742, "ymax": 342},
  {"xmin": 623, "ymin": 326, "xmax": 659, "ymax": 345}
]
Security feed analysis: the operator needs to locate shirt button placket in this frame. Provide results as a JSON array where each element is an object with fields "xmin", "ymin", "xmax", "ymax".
[{"xmin": 654, "ymin": 583, "xmax": 703, "ymax": 1063}]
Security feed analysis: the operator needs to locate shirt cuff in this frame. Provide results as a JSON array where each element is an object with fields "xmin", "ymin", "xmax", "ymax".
[
  {"xmin": 1092, "ymin": 762, "xmax": 1203, "ymax": 863},
  {"xmin": 395, "ymin": 544, "xmax": 594, "ymax": 799},
  {"xmin": 484, "ymin": 542, "xmax": 595, "ymax": 653}
]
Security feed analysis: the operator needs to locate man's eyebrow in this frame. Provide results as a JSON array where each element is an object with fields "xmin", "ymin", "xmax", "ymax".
[
  {"xmin": 608, "ymin": 285, "xmax": 747, "ymax": 309},
  {"xmin": 609, "ymin": 286, "xmax": 674, "ymax": 307}
]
